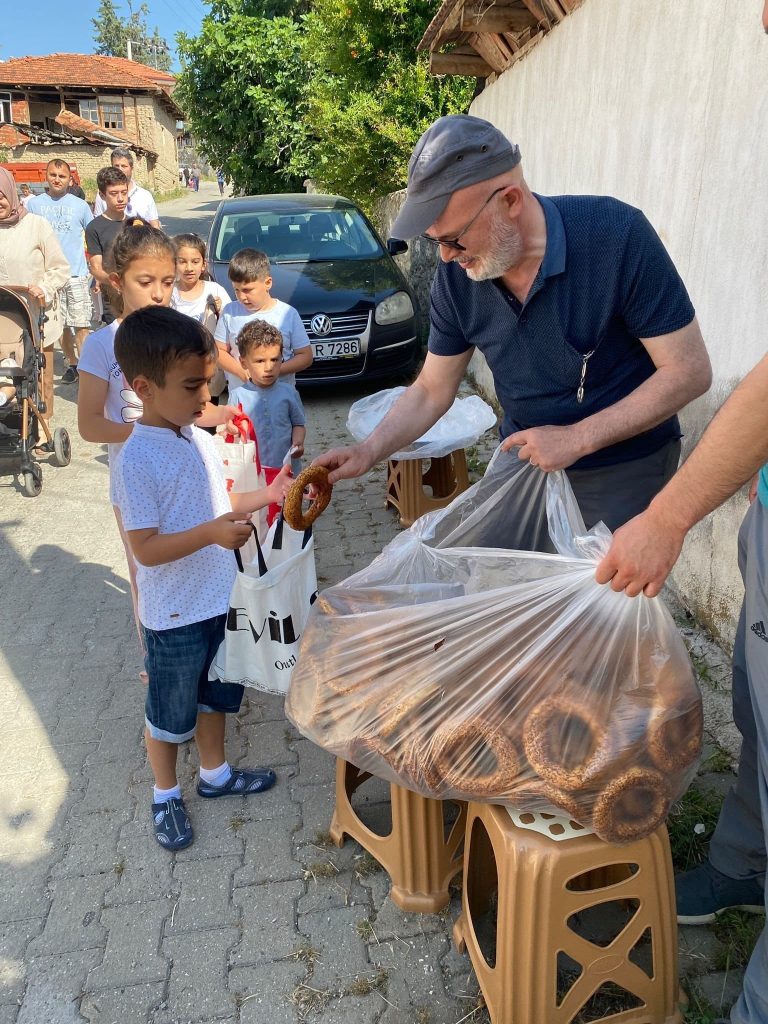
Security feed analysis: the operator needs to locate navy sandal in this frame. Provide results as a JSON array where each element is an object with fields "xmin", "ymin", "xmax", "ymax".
[
  {"xmin": 197, "ymin": 767, "xmax": 276, "ymax": 798},
  {"xmin": 152, "ymin": 797, "xmax": 193, "ymax": 850}
]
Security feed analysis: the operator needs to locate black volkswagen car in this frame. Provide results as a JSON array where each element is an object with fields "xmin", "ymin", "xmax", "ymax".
[{"xmin": 207, "ymin": 193, "xmax": 421, "ymax": 385}]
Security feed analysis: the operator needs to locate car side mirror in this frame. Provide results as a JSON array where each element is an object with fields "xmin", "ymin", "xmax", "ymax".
[{"xmin": 387, "ymin": 238, "xmax": 408, "ymax": 256}]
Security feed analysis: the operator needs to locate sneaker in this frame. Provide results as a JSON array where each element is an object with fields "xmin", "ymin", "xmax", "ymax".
[
  {"xmin": 152, "ymin": 797, "xmax": 193, "ymax": 850},
  {"xmin": 197, "ymin": 767, "xmax": 276, "ymax": 798},
  {"xmin": 676, "ymin": 860, "xmax": 764, "ymax": 925},
  {"xmin": 61, "ymin": 365, "xmax": 79, "ymax": 384}
]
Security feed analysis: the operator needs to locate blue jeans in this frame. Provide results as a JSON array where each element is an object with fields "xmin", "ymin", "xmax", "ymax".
[{"xmin": 143, "ymin": 614, "xmax": 244, "ymax": 743}]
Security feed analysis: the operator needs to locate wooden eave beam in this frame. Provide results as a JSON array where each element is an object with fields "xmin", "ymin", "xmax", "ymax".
[
  {"xmin": 430, "ymin": 2, "xmax": 465, "ymax": 50},
  {"xmin": 429, "ymin": 51, "xmax": 494, "ymax": 76},
  {"xmin": 467, "ymin": 32, "xmax": 512, "ymax": 73},
  {"xmin": 461, "ymin": 3, "xmax": 538, "ymax": 35}
]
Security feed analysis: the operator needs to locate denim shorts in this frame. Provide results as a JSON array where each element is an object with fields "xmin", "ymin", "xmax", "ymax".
[{"xmin": 142, "ymin": 614, "xmax": 245, "ymax": 743}]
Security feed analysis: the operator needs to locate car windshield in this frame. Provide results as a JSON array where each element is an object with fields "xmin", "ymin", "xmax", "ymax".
[{"xmin": 212, "ymin": 206, "xmax": 384, "ymax": 263}]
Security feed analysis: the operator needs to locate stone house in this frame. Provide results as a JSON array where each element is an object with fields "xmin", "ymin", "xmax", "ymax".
[{"xmin": 0, "ymin": 54, "xmax": 183, "ymax": 195}]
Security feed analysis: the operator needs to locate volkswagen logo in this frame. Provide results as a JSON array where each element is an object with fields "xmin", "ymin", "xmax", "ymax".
[{"xmin": 310, "ymin": 313, "xmax": 333, "ymax": 337}]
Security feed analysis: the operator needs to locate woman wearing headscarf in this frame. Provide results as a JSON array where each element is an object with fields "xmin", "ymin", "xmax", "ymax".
[{"xmin": 0, "ymin": 167, "xmax": 70, "ymax": 437}]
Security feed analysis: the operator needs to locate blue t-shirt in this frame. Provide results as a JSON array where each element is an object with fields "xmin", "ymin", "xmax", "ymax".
[
  {"xmin": 429, "ymin": 194, "xmax": 696, "ymax": 469},
  {"xmin": 214, "ymin": 298, "xmax": 311, "ymax": 392},
  {"xmin": 27, "ymin": 192, "xmax": 93, "ymax": 278},
  {"xmin": 228, "ymin": 379, "xmax": 305, "ymax": 469},
  {"xmin": 758, "ymin": 465, "xmax": 768, "ymax": 508}
]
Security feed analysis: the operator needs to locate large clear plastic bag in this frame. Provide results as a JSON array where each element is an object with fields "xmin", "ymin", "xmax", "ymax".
[
  {"xmin": 286, "ymin": 448, "xmax": 702, "ymax": 843},
  {"xmin": 346, "ymin": 387, "xmax": 497, "ymax": 460}
]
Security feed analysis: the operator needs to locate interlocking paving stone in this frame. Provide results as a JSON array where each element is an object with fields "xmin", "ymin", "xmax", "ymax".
[
  {"xmin": 16, "ymin": 949, "xmax": 102, "ymax": 1024},
  {"xmin": 170, "ymin": 857, "xmax": 241, "ymax": 931},
  {"xmin": 298, "ymin": 905, "xmax": 371, "ymax": 989},
  {"xmin": 25, "ymin": 875, "xmax": 109, "ymax": 957},
  {"xmin": 87, "ymin": 900, "xmax": 169, "ymax": 989},
  {"xmin": 229, "ymin": 960, "xmax": 304, "ymax": 1024},
  {"xmin": 231, "ymin": 880, "xmax": 305, "ymax": 967},
  {"xmin": 80, "ymin": 981, "xmax": 165, "ymax": 1023},
  {"xmin": 157, "ymin": 926, "xmax": 240, "ymax": 1023}
]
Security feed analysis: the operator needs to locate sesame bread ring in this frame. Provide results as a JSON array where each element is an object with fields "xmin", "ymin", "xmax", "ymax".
[
  {"xmin": 429, "ymin": 717, "xmax": 522, "ymax": 798},
  {"xmin": 591, "ymin": 767, "xmax": 670, "ymax": 844},
  {"xmin": 647, "ymin": 691, "xmax": 703, "ymax": 773},
  {"xmin": 283, "ymin": 465, "xmax": 332, "ymax": 530},
  {"xmin": 523, "ymin": 695, "xmax": 609, "ymax": 791}
]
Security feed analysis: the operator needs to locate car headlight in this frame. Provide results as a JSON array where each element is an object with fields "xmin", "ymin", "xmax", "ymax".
[{"xmin": 375, "ymin": 291, "xmax": 414, "ymax": 325}]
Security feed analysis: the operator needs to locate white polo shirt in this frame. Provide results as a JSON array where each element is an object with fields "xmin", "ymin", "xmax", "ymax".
[
  {"xmin": 93, "ymin": 182, "xmax": 159, "ymax": 222},
  {"xmin": 112, "ymin": 422, "xmax": 236, "ymax": 631}
]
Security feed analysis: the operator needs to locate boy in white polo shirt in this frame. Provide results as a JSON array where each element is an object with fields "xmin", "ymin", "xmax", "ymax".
[{"xmin": 111, "ymin": 306, "xmax": 292, "ymax": 850}]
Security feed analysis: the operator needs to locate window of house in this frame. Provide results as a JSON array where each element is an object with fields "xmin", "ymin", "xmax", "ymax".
[
  {"xmin": 99, "ymin": 97, "xmax": 124, "ymax": 130},
  {"xmin": 44, "ymin": 117, "xmax": 63, "ymax": 134},
  {"xmin": 0, "ymin": 92, "xmax": 12, "ymax": 123},
  {"xmin": 79, "ymin": 98, "xmax": 99, "ymax": 124}
]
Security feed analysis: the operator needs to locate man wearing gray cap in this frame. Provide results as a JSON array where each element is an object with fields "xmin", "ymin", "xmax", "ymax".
[{"xmin": 318, "ymin": 114, "xmax": 711, "ymax": 530}]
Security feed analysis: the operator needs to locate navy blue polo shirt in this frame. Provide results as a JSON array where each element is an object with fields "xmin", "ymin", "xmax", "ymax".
[{"xmin": 428, "ymin": 194, "xmax": 696, "ymax": 468}]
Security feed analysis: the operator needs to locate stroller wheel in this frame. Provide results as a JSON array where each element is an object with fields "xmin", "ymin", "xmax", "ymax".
[
  {"xmin": 23, "ymin": 464, "xmax": 43, "ymax": 497},
  {"xmin": 52, "ymin": 428, "xmax": 72, "ymax": 467}
]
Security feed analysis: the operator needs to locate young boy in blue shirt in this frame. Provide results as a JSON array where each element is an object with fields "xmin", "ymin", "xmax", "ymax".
[{"xmin": 111, "ymin": 306, "xmax": 292, "ymax": 850}]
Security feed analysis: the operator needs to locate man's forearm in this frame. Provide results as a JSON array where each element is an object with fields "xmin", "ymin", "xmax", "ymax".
[
  {"xmin": 362, "ymin": 379, "xmax": 455, "ymax": 465},
  {"xmin": 649, "ymin": 355, "xmax": 768, "ymax": 533},
  {"xmin": 576, "ymin": 364, "xmax": 709, "ymax": 458}
]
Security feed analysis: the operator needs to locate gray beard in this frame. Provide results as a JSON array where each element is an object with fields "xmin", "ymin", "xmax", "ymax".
[{"xmin": 461, "ymin": 216, "xmax": 524, "ymax": 282}]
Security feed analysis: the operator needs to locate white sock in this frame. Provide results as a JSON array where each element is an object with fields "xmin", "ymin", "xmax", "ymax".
[
  {"xmin": 0, "ymin": 394, "xmax": 7, "ymax": 407},
  {"xmin": 199, "ymin": 761, "xmax": 232, "ymax": 786},
  {"xmin": 153, "ymin": 783, "xmax": 181, "ymax": 803}
]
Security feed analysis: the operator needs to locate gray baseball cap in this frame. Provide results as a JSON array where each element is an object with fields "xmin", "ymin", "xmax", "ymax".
[{"xmin": 390, "ymin": 115, "xmax": 521, "ymax": 240}]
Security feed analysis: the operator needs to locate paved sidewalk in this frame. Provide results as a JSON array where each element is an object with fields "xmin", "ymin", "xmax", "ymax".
[{"xmin": 0, "ymin": 184, "xmax": 756, "ymax": 1024}]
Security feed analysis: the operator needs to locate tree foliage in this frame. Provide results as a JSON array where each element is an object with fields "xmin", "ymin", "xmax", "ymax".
[
  {"xmin": 174, "ymin": 0, "xmax": 473, "ymax": 204},
  {"xmin": 176, "ymin": 12, "xmax": 311, "ymax": 194},
  {"xmin": 303, "ymin": 0, "xmax": 473, "ymax": 204},
  {"xmin": 92, "ymin": 0, "xmax": 173, "ymax": 72}
]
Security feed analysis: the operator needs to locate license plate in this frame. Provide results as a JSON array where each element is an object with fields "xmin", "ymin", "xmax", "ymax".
[{"xmin": 311, "ymin": 339, "xmax": 361, "ymax": 361}]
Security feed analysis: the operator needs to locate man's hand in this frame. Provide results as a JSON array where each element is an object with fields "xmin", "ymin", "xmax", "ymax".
[
  {"xmin": 27, "ymin": 285, "xmax": 45, "ymax": 303},
  {"xmin": 203, "ymin": 403, "xmax": 240, "ymax": 435},
  {"xmin": 313, "ymin": 443, "xmax": 375, "ymax": 485},
  {"xmin": 594, "ymin": 508, "xmax": 687, "ymax": 597},
  {"xmin": 209, "ymin": 511, "xmax": 256, "ymax": 550},
  {"xmin": 502, "ymin": 424, "xmax": 587, "ymax": 472}
]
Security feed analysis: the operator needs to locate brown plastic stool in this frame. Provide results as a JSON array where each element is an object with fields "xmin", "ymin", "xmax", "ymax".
[
  {"xmin": 329, "ymin": 758, "xmax": 466, "ymax": 912},
  {"xmin": 385, "ymin": 449, "xmax": 470, "ymax": 526},
  {"xmin": 453, "ymin": 803, "xmax": 683, "ymax": 1024}
]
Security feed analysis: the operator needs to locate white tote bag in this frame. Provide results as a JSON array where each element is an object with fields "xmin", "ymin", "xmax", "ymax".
[
  {"xmin": 209, "ymin": 517, "xmax": 319, "ymax": 695},
  {"xmin": 212, "ymin": 414, "xmax": 268, "ymax": 546}
]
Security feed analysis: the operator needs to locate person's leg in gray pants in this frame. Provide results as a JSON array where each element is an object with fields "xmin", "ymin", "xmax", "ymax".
[{"xmin": 728, "ymin": 500, "xmax": 768, "ymax": 1024}]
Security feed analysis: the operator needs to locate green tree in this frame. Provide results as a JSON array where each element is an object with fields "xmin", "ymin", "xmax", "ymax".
[
  {"xmin": 176, "ymin": 11, "xmax": 311, "ymax": 194},
  {"xmin": 302, "ymin": 0, "xmax": 474, "ymax": 206},
  {"xmin": 174, "ymin": 0, "xmax": 473, "ymax": 203},
  {"xmin": 92, "ymin": 0, "xmax": 173, "ymax": 72}
]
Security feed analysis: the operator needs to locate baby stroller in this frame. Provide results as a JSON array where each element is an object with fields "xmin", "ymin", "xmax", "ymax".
[{"xmin": 0, "ymin": 285, "xmax": 71, "ymax": 496}]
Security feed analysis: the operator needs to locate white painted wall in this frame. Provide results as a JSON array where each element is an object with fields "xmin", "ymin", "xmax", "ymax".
[{"xmin": 468, "ymin": 0, "xmax": 768, "ymax": 647}]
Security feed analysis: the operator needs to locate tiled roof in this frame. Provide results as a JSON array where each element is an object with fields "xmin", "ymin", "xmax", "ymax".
[
  {"xmin": 0, "ymin": 54, "xmax": 175, "ymax": 92},
  {"xmin": 55, "ymin": 109, "xmax": 137, "ymax": 147}
]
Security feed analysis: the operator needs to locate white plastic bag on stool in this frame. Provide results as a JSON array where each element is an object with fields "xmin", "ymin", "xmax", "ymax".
[
  {"xmin": 286, "ymin": 447, "xmax": 702, "ymax": 844},
  {"xmin": 209, "ymin": 517, "xmax": 318, "ymax": 695}
]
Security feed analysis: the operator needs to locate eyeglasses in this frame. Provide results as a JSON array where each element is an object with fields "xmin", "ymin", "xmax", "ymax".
[{"xmin": 421, "ymin": 186, "xmax": 508, "ymax": 252}]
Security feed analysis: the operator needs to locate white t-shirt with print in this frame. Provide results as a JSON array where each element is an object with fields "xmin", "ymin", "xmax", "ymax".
[
  {"xmin": 78, "ymin": 321, "xmax": 142, "ymax": 502},
  {"xmin": 171, "ymin": 281, "xmax": 231, "ymax": 323},
  {"xmin": 213, "ymin": 298, "xmax": 311, "ymax": 392},
  {"xmin": 112, "ymin": 423, "xmax": 236, "ymax": 631}
]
